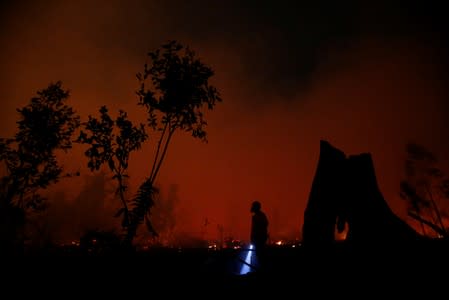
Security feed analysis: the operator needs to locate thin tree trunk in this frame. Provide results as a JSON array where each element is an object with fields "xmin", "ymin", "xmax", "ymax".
[
  {"xmin": 116, "ymin": 174, "xmax": 129, "ymax": 212},
  {"xmin": 150, "ymin": 129, "xmax": 175, "ymax": 184},
  {"xmin": 149, "ymin": 123, "xmax": 168, "ymax": 182}
]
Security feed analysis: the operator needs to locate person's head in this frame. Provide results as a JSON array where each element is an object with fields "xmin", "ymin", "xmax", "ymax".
[{"xmin": 251, "ymin": 201, "xmax": 261, "ymax": 213}]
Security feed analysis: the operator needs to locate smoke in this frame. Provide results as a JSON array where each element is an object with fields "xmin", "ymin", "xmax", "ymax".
[
  {"xmin": 147, "ymin": 183, "xmax": 180, "ymax": 245},
  {"xmin": 1, "ymin": 1, "xmax": 449, "ymax": 242},
  {"xmin": 41, "ymin": 172, "xmax": 119, "ymax": 243}
]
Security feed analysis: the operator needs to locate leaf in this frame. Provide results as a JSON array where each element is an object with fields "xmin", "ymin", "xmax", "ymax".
[
  {"xmin": 108, "ymin": 159, "xmax": 115, "ymax": 171},
  {"xmin": 126, "ymin": 179, "xmax": 158, "ymax": 238}
]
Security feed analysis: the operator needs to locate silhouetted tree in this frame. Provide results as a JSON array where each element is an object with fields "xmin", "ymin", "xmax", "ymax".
[
  {"xmin": 400, "ymin": 143, "xmax": 449, "ymax": 238},
  {"xmin": 76, "ymin": 106, "xmax": 147, "ymax": 237},
  {"xmin": 127, "ymin": 40, "xmax": 222, "ymax": 243},
  {"xmin": 0, "ymin": 82, "xmax": 80, "ymax": 252}
]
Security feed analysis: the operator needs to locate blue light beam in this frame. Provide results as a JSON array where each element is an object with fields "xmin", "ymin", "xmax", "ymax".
[{"xmin": 239, "ymin": 244, "xmax": 254, "ymax": 275}]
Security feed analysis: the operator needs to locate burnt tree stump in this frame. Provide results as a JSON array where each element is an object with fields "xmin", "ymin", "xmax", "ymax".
[
  {"xmin": 302, "ymin": 140, "xmax": 421, "ymax": 248},
  {"xmin": 302, "ymin": 140, "xmax": 346, "ymax": 246}
]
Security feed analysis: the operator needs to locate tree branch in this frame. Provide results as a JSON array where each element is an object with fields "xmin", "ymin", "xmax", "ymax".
[
  {"xmin": 425, "ymin": 184, "xmax": 446, "ymax": 235},
  {"xmin": 408, "ymin": 211, "xmax": 448, "ymax": 238}
]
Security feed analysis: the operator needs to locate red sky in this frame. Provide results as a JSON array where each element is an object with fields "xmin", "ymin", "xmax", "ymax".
[{"xmin": 1, "ymin": 1, "xmax": 448, "ymax": 243}]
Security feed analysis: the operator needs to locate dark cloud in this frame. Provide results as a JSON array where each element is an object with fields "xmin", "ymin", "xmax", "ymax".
[
  {"xmin": 2, "ymin": 1, "xmax": 448, "ymax": 103},
  {"xmin": 147, "ymin": 1, "xmax": 449, "ymax": 98}
]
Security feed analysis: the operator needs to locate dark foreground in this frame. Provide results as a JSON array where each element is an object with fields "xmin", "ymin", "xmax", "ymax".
[{"xmin": 5, "ymin": 239, "xmax": 449, "ymax": 295}]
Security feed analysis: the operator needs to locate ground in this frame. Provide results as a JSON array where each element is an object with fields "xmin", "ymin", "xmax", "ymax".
[{"xmin": 4, "ymin": 239, "xmax": 448, "ymax": 296}]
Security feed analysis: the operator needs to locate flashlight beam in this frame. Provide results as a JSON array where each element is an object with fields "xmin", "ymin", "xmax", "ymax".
[{"xmin": 239, "ymin": 244, "xmax": 257, "ymax": 275}]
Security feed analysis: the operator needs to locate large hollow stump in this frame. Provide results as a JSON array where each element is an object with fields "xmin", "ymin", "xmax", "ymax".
[
  {"xmin": 302, "ymin": 140, "xmax": 421, "ymax": 248},
  {"xmin": 302, "ymin": 140, "xmax": 346, "ymax": 246}
]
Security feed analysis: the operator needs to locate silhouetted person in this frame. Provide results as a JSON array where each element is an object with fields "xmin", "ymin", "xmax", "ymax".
[{"xmin": 250, "ymin": 200, "xmax": 269, "ymax": 270}]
